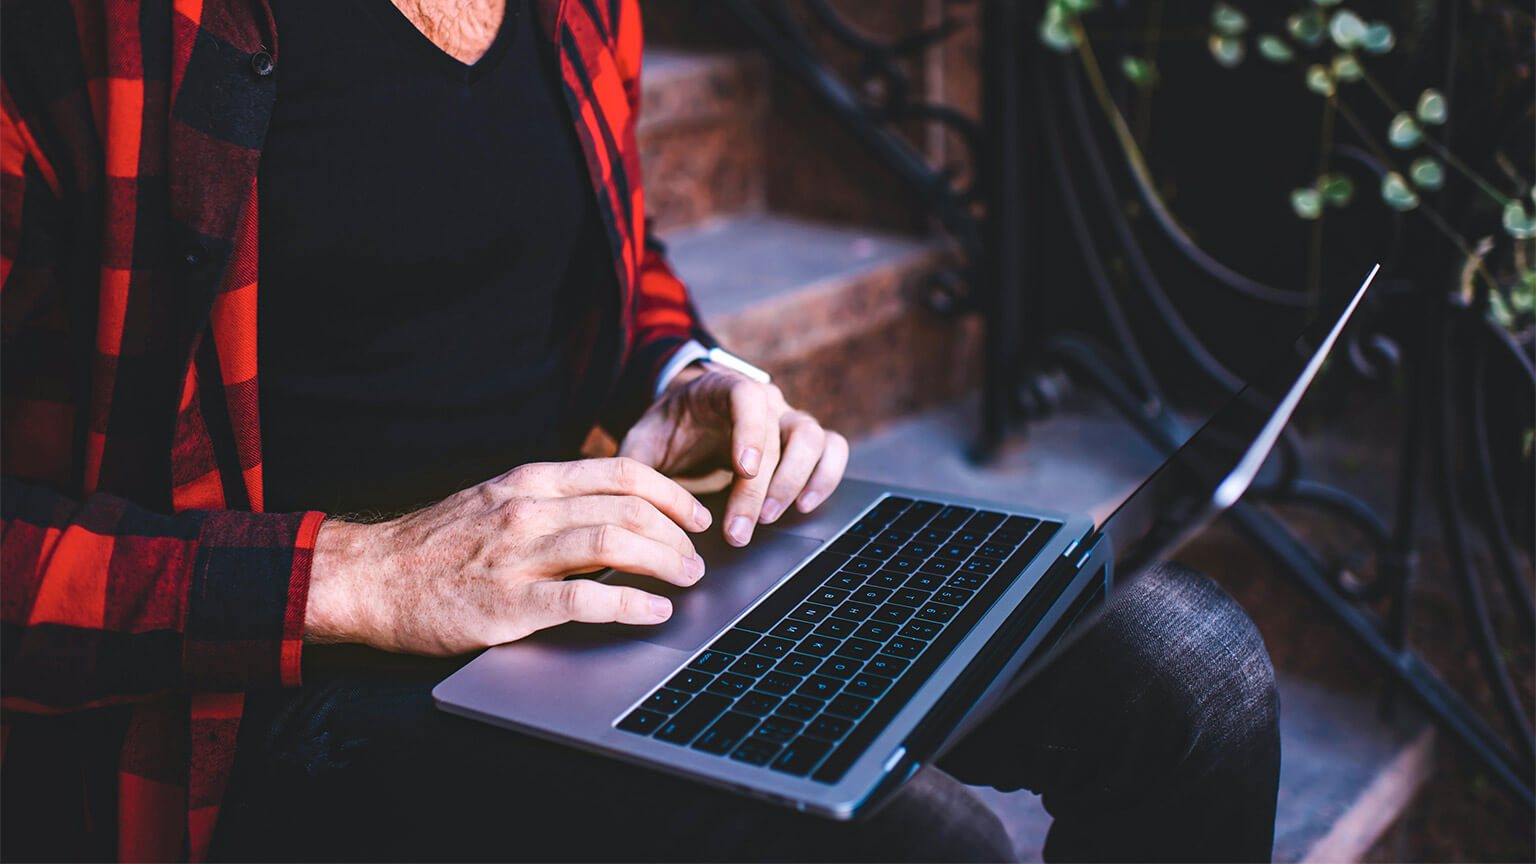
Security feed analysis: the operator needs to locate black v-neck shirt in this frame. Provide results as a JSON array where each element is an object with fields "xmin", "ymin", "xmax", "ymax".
[{"xmin": 258, "ymin": 0, "xmax": 619, "ymax": 516}]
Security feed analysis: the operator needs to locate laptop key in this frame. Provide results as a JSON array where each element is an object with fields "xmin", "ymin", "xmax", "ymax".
[
  {"xmin": 759, "ymin": 672, "xmax": 801, "ymax": 695},
  {"xmin": 892, "ymin": 587, "xmax": 929, "ymax": 606},
  {"xmin": 845, "ymin": 674, "xmax": 892, "ymax": 699},
  {"xmin": 799, "ymin": 636, "xmax": 838, "ymax": 657},
  {"xmin": 859, "ymin": 542, "xmax": 898, "ymax": 560},
  {"xmin": 810, "ymin": 586, "xmax": 851, "ymax": 607},
  {"xmin": 865, "ymin": 655, "xmax": 909, "ymax": 678},
  {"xmin": 964, "ymin": 511, "xmax": 1007, "ymax": 532},
  {"xmin": 853, "ymin": 585, "xmax": 893, "ymax": 605},
  {"xmin": 618, "ymin": 708, "xmax": 666, "ymax": 734},
  {"xmin": 714, "ymin": 629, "xmax": 760, "ymax": 656},
  {"xmin": 806, "ymin": 714, "xmax": 854, "ymax": 741},
  {"xmin": 878, "ymin": 529, "xmax": 915, "ymax": 546},
  {"xmin": 1002, "ymin": 515, "xmax": 1040, "ymax": 535},
  {"xmin": 706, "ymin": 672, "xmax": 754, "ymax": 698},
  {"xmin": 825, "ymin": 573, "xmax": 863, "ymax": 591},
  {"xmin": 847, "ymin": 519, "xmax": 882, "ymax": 537},
  {"xmin": 900, "ymin": 620, "xmax": 942, "ymax": 641},
  {"xmin": 854, "ymin": 620, "xmax": 898, "ymax": 642},
  {"xmin": 890, "ymin": 513, "xmax": 930, "ymax": 533},
  {"xmin": 939, "ymin": 544, "xmax": 973, "ymax": 560},
  {"xmin": 797, "ymin": 675, "xmax": 843, "ymax": 700},
  {"xmin": 843, "ymin": 557, "xmax": 881, "ymax": 575},
  {"xmin": 642, "ymin": 688, "xmax": 690, "ymax": 713},
  {"xmin": 833, "ymin": 601, "xmax": 876, "ymax": 621},
  {"xmin": 756, "ymin": 715, "xmax": 804, "ymax": 742},
  {"xmin": 901, "ymin": 542, "xmax": 937, "ymax": 558},
  {"xmin": 731, "ymin": 737, "xmax": 783, "ymax": 766},
  {"xmin": 867, "ymin": 571, "xmax": 907, "ymax": 589},
  {"xmin": 772, "ymin": 736, "xmax": 833, "ymax": 776},
  {"xmin": 916, "ymin": 602, "xmax": 960, "ymax": 624},
  {"xmin": 789, "ymin": 602, "xmax": 835, "ymax": 623},
  {"xmin": 826, "ymin": 693, "xmax": 875, "ymax": 719},
  {"xmin": 962, "ymin": 557, "xmax": 1002, "ymax": 575},
  {"xmin": 693, "ymin": 712, "xmax": 759, "ymax": 755},
  {"xmin": 905, "ymin": 572, "xmax": 943, "ymax": 591},
  {"xmin": 818, "ymin": 656, "xmax": 860, "ymax": 679},
  {"xmin": 945, "ymin": 573, "xmax": 985, "ymax": 591},
  {"xmin": 777, "ymin": 653, "xmax": 821, "ymax": 677},
  {"xmin": 749, "ymin": 636, "xmax": 796, "ymax": 659},
  {"xmin": 977, "ymin": 543, "xmax": 1012, "ymax": 560},
  {"xmin": 884, "ymin": 557, "xmax": 920, "ymax": 573},
  {"xmin": 666, "ymin": 669, "xmax": 712, "ymax": 693},
  {"xmin": 779, "ymin": 695, "xmax": 824, "ymax": 720},
  {"xmin": 828, "ymin": 535, "xmax": 869, "ymax": 556},
  {"xmin": 873, "ymin": 495, "xmax": 912, "ymax": 513},
  {"xmin": 835, "ymin": 638, "xmax": 881, "ymax": 661},
  {"xmin": 690, "ymin": 651, "xmax": 733, "ymax": 674},
  {"xmin": 934, "ymin": 587, "xmax": 974, "ymax": 606},
  {"xmin": 932, "ymin": 505, "xmax": 974, "ymax": 528},
  {"xmin": 770, "ymin": 619, "xmax": 815, "ymax": 641},
  {"xmin": 916, "ymin": 528, "xmax": 951, "ymax": 544},
  {"xmin": 872, "ymin": 603, "xmax": 916, "ymax": 625},
  {"xmin": 737, "ymin": 691, "xmax": 782, "ymax": 716},
  {"xmin": 919, "ymin": 558, "xmax": 959, "ymax": 577},
  {"xmin": 884, "ymin": 638, "xmax": 924, "ymax": 659},
  {"xmin": 655, "ymin": 693, "xmax": 731, "ymax": 744},
  {"xmin": 815, "ymin": 617, "xmax": 858, "ymax": 640}
]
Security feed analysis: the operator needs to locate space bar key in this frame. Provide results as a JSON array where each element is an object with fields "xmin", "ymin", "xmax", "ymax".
[{"xmin": 735, "ymin": 551, "xmax": 847, "ymax": 632}]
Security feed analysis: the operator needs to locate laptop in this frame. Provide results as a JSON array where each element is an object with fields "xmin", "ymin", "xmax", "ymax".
[{"xmin": 434, "ymin": 265, "xmax": 1380, "ymax": 819}]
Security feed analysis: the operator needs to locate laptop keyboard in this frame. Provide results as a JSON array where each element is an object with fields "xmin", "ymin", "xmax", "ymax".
[{"xmin": 617, "ymin": 496, "xmax": 1061, "ymax": 784}]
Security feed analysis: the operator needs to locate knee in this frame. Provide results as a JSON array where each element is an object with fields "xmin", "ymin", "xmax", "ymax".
[{"xmin": 1111, "ymin": 562, "xmax": 1279, "ymax": 773}]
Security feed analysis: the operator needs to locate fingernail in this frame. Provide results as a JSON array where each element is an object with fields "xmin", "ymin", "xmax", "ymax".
[
  {"xmin": 761, "ymin": 498, "xmax": 784, "ymax": 523},
  {"xmin": 693, "ymin": 501, "xmax": 712, "ymax": 529},
  {"xmin": 650, "ymin": 596, "xmax": 672, "ymax": 620},
  {"xmin": 686, "ymin": 555, "xmax": 706, "ymax": 582},
  {"xmin": 728, "ymin": 516, "xmax": 754, "ymax": 546},
  {"xmin": 740, "ymin": 447, "xmax": 761, "ymax": 477},
  {"xmin": 798, "ymin": 491, "xmax": 822, "ymax": 512}
]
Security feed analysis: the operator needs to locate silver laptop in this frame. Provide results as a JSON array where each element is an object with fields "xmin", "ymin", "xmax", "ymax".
[{"xmin": 434, "ymin": 266, "xmax": 1380, "ymax": 819}]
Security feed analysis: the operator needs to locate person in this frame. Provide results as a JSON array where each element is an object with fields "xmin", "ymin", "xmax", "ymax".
[{"xmin": 0, "ymin": 0, "xmax": 1281, "ymax": 860}]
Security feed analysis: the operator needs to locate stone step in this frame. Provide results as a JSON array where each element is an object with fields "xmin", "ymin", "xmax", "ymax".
[
  {"xmin": 661, "ymin": 213, "xmax": 977, "ymax": 438},
  {"xmin": 844, "ymin": 393, "xmax": 1439, "ymax": 862},
  {"xmin": 640, "ymin": 50, "xmax": 768, "ymax": 232}
]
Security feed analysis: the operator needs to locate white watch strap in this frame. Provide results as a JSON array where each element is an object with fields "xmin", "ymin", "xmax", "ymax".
[{"xmin": 653, "ymin": 340, "xmax": 770, "ymax": 398}]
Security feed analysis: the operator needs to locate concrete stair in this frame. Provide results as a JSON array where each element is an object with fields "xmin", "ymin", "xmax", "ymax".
[{"xmin": 639, "ymin": 48, "xmax": 977, "ymax": 438}]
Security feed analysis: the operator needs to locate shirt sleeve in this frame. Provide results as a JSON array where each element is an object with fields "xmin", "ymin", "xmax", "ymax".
[
  {"xmin": 1, "ymin": 477, "xmax": 325, "ymax": 712},
  {"xmin": 599, "ymin": 0, "xmax": 721, "ymax": 436}
]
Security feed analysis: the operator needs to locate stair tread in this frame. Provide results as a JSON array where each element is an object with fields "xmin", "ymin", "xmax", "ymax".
[
  {"xmin": 664, "ymin": 213, "xmax": 942, "ymax": 324},
  {"xmin": 847, "ymin": 393, "xmax": 1437, "ymax": 863}
]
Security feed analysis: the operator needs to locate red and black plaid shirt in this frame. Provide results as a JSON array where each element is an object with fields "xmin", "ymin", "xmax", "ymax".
[{"xmin": 1, "ymin": 0, "xmax": 709, "ymax": 858}]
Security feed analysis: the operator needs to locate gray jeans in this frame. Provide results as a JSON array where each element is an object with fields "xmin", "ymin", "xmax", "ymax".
[{"xmin": 213, "ymin": 563, "xmax": 1280, "ymax": 862}]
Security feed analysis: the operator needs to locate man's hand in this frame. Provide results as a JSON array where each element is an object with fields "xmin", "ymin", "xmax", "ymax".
[
  {"xmin": 619, "ymin": 366, "xmax": 848, "ymax": 547},
  {"xmin": 304, "ymin": 458, "xmax": 712, "ymax": 655}
]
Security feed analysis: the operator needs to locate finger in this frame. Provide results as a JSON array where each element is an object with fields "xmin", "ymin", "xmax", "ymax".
[
  {"xmin": 760, "ymin": 413, "xmax": 825, "ymax": 524},
  {"xmin": 542, "ymin": 524, "xmax": 703, "ymax": 587},
  {"xmin": 796, "ymin": 431, "xmax": 849, "ymax": 514},
  {"xmin": 546, "ymin": 494, "xmax": 700, "ymax": 566},
  {"xmin": 728, "ymin": 380, "xmax": 773, "ymax": 479},
  {"xmin": 524, "ymin": 458, "xmax": 711, "ymax": 533},
  {"xmin": 724, "ymin": 418, "xmax": 780, "ymax": 547},
  {"xmin": 531, "ymin": 579, "xmax": 672, "ymax": 630}
]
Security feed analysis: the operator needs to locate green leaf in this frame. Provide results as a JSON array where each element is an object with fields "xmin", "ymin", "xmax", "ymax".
[
  {"xmin": 1416, "ymin": 89, "xmax": 1448, "ymax": 125},
  {"xmin": 1292, "ymin": 187, "xmax": 1323, "ymax": 220},
  {"xmin": 1121, "ymin": 55, "xmax": 1155, "ymax": 86},
  {"xmin": 1363, "ymin": 22, "xmax": 1395, "ymax": 53},
  {"xmin": 1209, "ymin": 34, "xmax": 1245, "ymax": 67},
  {"xmin": 1329, "ymin": 10, "xmax": 1367, "ymax": 49},
  {"xmin": 1288, "ymin": 11, "xmax": 1326, "ymax": 46},
  {"xmin": 1039, "ymin": 8, "xmax": 1079, "ymax": 52},
  {"xmin": 1387, "ymin": 112, "xmax": 1422, "ymax": 148},
  {"xmin": 1320, "ymin": 174, "xmax": 1355, "ymax": 206},
  {"xmin": 1489, "ymin": 291, "xmax": 1515, "ymax": 329},
  {"xmin": 1305, "ymin": 64, "xmax": 1335, "ymax": 96},
  {"xmin": 1331, "ymin": 53, "xmax": 1362, "ymax": 82},
  {"xmin": 1512, "ymin": 271, "xmax": 1536, "ymax": 314},
  {"xmin": 1258, "ymin": 34, "xmax": 1294, "ymax": 62},
  {"xmin": 1408, "ymin": 157, "xmax": 1444, "ymax": 190},
  {"xmin": 1504, "ymin": 200, "xmax": 1536, "ymax": 239},
  {"xmin": 1212, "ymin": 3, "xmax": 1248, "ymax": 35},
  {"xmin": 1381, "ymin": 172, "xmax": 1419, "ymax": 211}
]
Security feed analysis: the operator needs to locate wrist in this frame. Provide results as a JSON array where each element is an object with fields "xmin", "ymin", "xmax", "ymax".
[{"xmin": 305, "ymin": 517, "xmax": 381, "ymax": 646}]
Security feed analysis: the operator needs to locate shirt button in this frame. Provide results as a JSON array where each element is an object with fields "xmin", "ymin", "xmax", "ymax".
[{"xmin": 250, "ymin": 51, "xmax": 275, "ymax": 77}]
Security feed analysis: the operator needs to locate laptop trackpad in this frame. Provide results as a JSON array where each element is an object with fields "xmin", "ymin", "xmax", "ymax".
[{"xmin": 597, "ymin": 530, "xmax": 824, "ymax": 652}]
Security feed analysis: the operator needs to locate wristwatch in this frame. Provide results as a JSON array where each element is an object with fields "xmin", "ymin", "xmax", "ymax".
[{"xmin": 654, "ymin": 339, "xmax": 771, "ymax": 398}]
